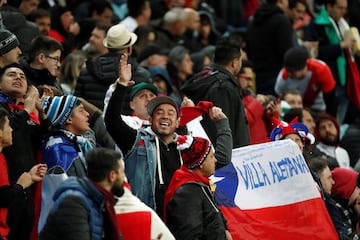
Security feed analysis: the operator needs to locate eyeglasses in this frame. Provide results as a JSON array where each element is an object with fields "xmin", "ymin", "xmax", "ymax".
[{"xmin": 45, "ymin": 55, "xmax": 61, "ymax": 64}]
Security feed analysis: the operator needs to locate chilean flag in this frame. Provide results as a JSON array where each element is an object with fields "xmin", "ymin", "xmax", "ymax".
[{"xmin": 212, "ymin": 140, "xmax": 338, "ymax": 240}]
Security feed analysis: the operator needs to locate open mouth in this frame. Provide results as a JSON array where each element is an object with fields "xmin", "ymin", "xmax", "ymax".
[
  {"xmin": 13, "ymin": 82, "xmax": 21, "ymax": 88},
  {"xmin": 159, "ymin": 122, "xmax": 170, "ymax": 127}
]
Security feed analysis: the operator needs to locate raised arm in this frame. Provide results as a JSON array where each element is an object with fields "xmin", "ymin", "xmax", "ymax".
[{"xmin": 209, "ymin": 106, "xmax": 233, "ymax": 169}]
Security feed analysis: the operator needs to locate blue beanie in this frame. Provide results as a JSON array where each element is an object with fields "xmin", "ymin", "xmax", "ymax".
[{"xmin": 42, "ymin": 95, "xmax": 79, "ymax": 127}]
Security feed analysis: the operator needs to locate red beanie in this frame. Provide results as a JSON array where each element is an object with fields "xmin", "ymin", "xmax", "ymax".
[
  {"xmin": 331, "ymin": 167, "xmax": 359, "ymax": 199},
  {"xmin": 177, "ymin": 135, "xmax": 211, "ymax": 169}
]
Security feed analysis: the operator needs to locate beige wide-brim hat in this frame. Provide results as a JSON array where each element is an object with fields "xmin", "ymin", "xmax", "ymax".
[{"xmin": 103, "ymin": 24, "xmax": 138, "ymax": 49}]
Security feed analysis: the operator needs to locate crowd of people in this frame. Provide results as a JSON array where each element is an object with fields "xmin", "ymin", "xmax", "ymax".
[{"xmin": 0, "ymin": 0, "xmax": 360, "ymax": 239}]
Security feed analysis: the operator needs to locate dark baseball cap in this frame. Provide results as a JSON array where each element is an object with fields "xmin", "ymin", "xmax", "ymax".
[{"xmin": 147, "ymin": 96, "xmax": 179, "ymax": 116}]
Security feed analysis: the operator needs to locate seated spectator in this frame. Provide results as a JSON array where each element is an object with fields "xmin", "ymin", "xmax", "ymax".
[{"xmin": 315, "ymin": 113, "xmax": 350, "ymax": 168}]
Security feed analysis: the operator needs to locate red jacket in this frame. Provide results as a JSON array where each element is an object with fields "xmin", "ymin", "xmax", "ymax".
[
  {"xmin": 242, "ymin": 94, "xmax": 270, "ymax": 144},
  {"xmin": 0, "ymin": 153, "xmax": 10, "ymax": 238}
]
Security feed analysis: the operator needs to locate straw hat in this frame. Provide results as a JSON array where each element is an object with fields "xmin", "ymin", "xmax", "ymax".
[{"xmin": 103, "ymin": 24, "xmax": 138, "ymax": 49}]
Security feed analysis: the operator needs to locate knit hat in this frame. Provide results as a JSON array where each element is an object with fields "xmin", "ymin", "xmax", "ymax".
[
  {"xmin": 177, "ymin": 135, "xmax": 211, "ymax": 169},
  {"xmin": 270, "ymin": 117, "xmax": 315, "ymax": 144},
  {"xmin": 283, "ymin": 47, "xmax": 308, "ymax": 72},
  {"xmin": 130, "ymin": 82, "xmax": 158, "ymax": 100},
  {"xmin": 147, "ymin": 96, "xmax": 179, "ymax": 116},
  {"xmin": 42, "ymin": 95, "xmax": 79, "ymax": 128},
  {"xmin": 0, "ymin": 29, "xmax": 19, "ymax": 56},
  {"xmin": 331, "ymin": 167, "xmax": 360, "ymax": 199},
  {"xmin": 180, "ymin": 101, "xmax": 214, "ymax": 126}
]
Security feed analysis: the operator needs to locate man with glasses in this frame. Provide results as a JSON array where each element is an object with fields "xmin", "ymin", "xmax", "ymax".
[
  {"xmin": 19, "ymin": 35, "xmax": 63, "ymax": 90},
  {"xmin": 238, "ymin": 60, "xmax": 274, "ymax": 144}
]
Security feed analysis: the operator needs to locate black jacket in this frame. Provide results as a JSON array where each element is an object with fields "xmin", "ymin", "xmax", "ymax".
[
  {"xmin": 0, "ymin": 101, "xmax": 50, "ymax": 240},
  {"xmin": 166, "ymin": 183, "xmax": 227, "ymax": 240},
  {"xmin": 75, "ymin": 53, "xmax": 150, "ymax": 112},
  {"xmin": 20, "ymin": 58, "xmax": 61, "ymax": 90},
  {"xmin": 2, "ymin": 10, "xmax": 39, "ymax": 57},
  {"xmin": 246, "ymin": 3, "xmax": 293, "ymax": 94},
  {"xmin": 182, "ymin": 64, "xmax": 250, "ymax": 148}
]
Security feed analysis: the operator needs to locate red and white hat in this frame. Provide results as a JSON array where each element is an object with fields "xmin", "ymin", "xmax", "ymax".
[{"xmin": 177, "ymin": 135, "xmax": 211, "ymax": 169}]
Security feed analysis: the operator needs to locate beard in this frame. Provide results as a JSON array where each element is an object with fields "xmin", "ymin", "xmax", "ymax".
[
  {"xmin": 320, "ymin": 133, "xmax": 338, "ymax": 146},
  {"xmin": 111, "ymin": 184, "xmax": 124, "ymax": 198}
]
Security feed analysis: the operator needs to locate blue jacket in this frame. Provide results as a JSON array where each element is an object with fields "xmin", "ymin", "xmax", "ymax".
[
  {"xmin": 125, "ymin": 127, "xmax": 161, "ymax": 209},
  {"xmin": 39, "ymin": 177, "xmax": 104, "ymax": 240},
  {"xmin": 42, "ymin": 134, "xmax": 87, "ymax": 176}
]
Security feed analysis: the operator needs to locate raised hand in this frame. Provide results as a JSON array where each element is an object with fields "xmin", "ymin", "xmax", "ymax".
[
  {"xmin": 181, "ymin": 96, "xmax": 195, "ymax": 107},
  {"xmin": 117, "ymin": 53, "xmax": 134, "ymax": 87},
  {"xmin": 23, "ymin": 86, "xmax": 40, "ymax": 114},
  {"xmin": 209, "ymin": 106, "xmax": 226, "ymax": 122}
]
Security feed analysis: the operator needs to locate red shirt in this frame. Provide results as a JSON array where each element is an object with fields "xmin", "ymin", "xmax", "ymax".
[{"xmin": 0, "ymin": 153, "xmax": 10, "ymax": 238}]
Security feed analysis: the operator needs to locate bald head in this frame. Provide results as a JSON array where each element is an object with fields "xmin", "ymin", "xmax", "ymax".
[{"xmin": 184, "ymin": 8, "xmax": 200, "ymax": 31}]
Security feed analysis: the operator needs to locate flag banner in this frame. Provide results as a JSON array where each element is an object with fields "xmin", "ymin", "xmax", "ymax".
[{"xmin": 213, "ymin": 140, "xmax": 338, "ymax": 240}]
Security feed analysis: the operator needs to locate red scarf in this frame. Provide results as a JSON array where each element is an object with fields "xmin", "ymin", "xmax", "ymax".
[
  {"xmin": 0, "ymin": 94, "xmax": 40, "ymax": 125},
  {"xmin": 7, "ymin": 103, "xmax": 40, "ymax": 125},
  {"xmin": 163, "ymin": 166, "xmax": 210, "ymax": 221}
]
